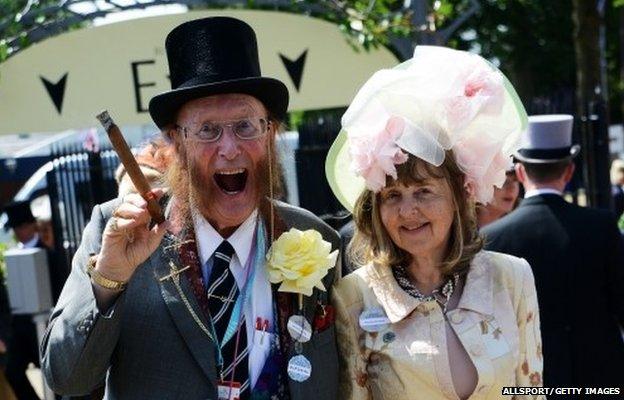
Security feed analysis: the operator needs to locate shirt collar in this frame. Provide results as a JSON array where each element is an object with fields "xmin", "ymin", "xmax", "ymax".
[
  {"xmin": 524, "ymin": 188, "xmax": 562, "ymax": 198},
  {"xmin": 18, "ymin": 233, "xmax": 39, "ymax": 249},
  {"xmin": 366, "ymin": 251, "xmax": 494, "ymax": 323},
  {"xmin": 192, "ymin": 209, "xmax": 258, "ymax": 268}
]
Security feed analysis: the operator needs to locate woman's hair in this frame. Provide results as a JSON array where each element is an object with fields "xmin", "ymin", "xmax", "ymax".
[{"xmin": 349, "ymin": 151, "xmax": 483, "ymax": 277}]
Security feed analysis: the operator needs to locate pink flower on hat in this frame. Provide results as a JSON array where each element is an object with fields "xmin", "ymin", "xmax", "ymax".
[
  {"xmin": 443, "ymin": 64, "xmax": 504, "ymax": 133},
  {"xmin": 454, "ymin": 134, "xmax": 512, "ymax": 204},
  {"xmin": 349, "ymin": 116, "xmax": 409, "ymax": 192},
  {"xmin": 334, "ymin": 47, "xmax": 525, "ymax": 210}
]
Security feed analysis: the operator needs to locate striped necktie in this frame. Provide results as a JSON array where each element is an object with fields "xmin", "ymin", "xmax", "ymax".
[{"xmin": 205, "ymin": 241, "xmax": 251, "ymax": 397}]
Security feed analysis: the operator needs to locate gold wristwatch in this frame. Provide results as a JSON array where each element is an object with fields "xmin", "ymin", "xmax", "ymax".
[{"xmin": 87, "ymin": 255, "xmax": 127, "ymax": 291}]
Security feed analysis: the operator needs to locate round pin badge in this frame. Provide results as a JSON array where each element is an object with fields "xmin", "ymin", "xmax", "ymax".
[
  {"xmin": 287, "ymin": 315, "xmax": 312, "ymax": 343},
  {"xmin": 359, "ymin": 307, "xmax": 391, "ymax": 333},
  {"xmin": 288, "ymin": 354, "xmax": 312, "ymax": 382}
]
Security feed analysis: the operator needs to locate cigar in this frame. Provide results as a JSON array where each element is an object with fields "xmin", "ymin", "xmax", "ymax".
[{"xmin": 96, "ymin": 110, "xmax": 165, "ymax": 224}]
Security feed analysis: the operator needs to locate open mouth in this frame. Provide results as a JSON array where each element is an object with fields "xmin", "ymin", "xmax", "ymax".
[{"xmin": 214, "ymin": 168, "xmax": 248, "ymax": 194}]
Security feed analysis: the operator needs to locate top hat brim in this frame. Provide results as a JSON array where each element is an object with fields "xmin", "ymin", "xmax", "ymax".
[
  {"xmin": 514, "ymin": 144, "xmax": 580, "ymax": 164},
  {"xmin": 149, "ymin": 77, "xmax": 289, "ymax": 129}
]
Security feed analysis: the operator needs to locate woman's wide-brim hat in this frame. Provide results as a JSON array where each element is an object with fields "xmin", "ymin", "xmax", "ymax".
[
  {"xmin": 325, "ymin": 46, "xmax": 528, "ymax": 212},
  {"xmin": 149, "ymin": 17, "xmax": 289, "ymax": 129}
]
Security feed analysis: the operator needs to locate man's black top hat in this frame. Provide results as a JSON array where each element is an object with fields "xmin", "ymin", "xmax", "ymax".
[
  {"xmin": 3, "ymin": 201, "xmax": 35, "ymax": 229},
  {"xmin": 149, "ymin": 17, "xmax": 289, "ymax": 129}
]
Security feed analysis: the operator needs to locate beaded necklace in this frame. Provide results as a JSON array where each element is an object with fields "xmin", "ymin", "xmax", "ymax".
[{"xmin": 392, "ymin": 265, "xmax": 460, "ymax": 313}]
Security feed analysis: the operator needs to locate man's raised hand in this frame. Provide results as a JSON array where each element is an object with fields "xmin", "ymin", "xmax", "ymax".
[{"xmin": 95, "ymin": 188, "xmax": 169, "ymax": 284}]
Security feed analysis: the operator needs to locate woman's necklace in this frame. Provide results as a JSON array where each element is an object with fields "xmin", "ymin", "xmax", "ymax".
[{"xmin": 392, "ymin": 265, "xmax": 460, "ymax": 313}]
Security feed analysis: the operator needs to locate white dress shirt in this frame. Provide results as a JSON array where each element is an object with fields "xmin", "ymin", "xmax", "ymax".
[
  {"xmin": 192, "ymin": 209, "xmax": 274, "ymax": 387},
  {"xmin": 17, "ymin": 233, "xmax": 40, "ymax": 249},
  {"xmin": 524, "ymin": 188, "xmax": 562, "ymax": 198}
]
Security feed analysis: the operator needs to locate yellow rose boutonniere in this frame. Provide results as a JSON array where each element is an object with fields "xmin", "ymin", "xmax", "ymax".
[{"xmin": 266, "ymin": 228, "xmax": 338, "ymax": 296}]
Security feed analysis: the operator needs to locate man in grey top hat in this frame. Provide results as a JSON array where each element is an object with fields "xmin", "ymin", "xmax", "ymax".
[
  {"xmin": 482, "ymin": 114, "xmax": 624, "ymax": 388},
  {"xmin": 41, "ymin": 17, "xmax": 340, "ymax": 400}
]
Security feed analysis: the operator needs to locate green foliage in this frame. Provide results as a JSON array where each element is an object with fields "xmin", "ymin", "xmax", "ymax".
[
  {"xmin": 605, "ymin": 1, "xmax": 624, "ymax": 122},
  {"xmin": 289, "ymin": 110, "xmax": 305, "ymax": 131},
  {"xmin": 0, "ymin": 242, "xmax": 7, "ymax": 284},
  {"xmin": 441, "ymin": 0, "xmax": 576, "ymax": 103},
  {"xmin": 0, "ymin": 0, "xmax": 84, "ymax": 63},
  {"xmin": 284, "ymin": 0, "xmax": 413, "ymax": 51}
]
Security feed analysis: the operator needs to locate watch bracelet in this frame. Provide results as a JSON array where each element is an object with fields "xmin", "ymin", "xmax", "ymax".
[{"xmin": 87, "ymin": 255, "xmax": 127, "ymax": 291}]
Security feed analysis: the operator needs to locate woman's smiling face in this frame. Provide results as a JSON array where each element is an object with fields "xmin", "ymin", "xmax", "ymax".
[{"xmin": 378, "ymin": 175, "xmax": 455, "ymax": 263}]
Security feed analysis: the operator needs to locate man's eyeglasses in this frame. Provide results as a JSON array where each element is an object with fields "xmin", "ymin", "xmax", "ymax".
[{"xmin": 176, "ymin": 117, "xmax": 271, "ymax": 143}]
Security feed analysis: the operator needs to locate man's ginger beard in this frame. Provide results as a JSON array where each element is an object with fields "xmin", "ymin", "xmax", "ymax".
[{"xmin": 165, "ymin": 141, "xmax": 283, "ymax": 231}]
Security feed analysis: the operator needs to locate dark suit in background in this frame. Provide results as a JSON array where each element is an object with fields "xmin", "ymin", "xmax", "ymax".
[
  {"xmin": 482, "ymin": 194, "xmax": 624, "ymax": 387},
  {"xmin": 612, "ymin": 184, "xmax": 624, "ymax": 220},
  {"xmin": 338, "ymin": 220, "xmax": 356, "ymax": 275},
  {"xmin": 0, "ymin": 274, "xmax": 10, "ymax": 369},
  {"xmin": 0, "ymin": 281, "xmax": 15, "ymax": 399}
]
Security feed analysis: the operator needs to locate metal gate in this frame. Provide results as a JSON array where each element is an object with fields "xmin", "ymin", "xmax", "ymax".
[{"xmin": 46, "ymin": 145, "xmax": 120, "ymax": 272}]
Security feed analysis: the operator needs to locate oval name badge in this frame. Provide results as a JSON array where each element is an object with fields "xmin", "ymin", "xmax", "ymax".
[
  {"xmin": 287, "ymin": 315, "xmax": 312, "ymax": 343},
  {"xmin": 287, "ymin": 354, "xmax": 312, "ymax": 382},
  {"xmin": 359, "ymin": 306, "xmax": 391, "ymax": 332}
]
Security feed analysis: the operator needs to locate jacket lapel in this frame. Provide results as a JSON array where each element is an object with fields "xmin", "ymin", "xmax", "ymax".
[
  {"xmin": 366, "ymin": 262, "xmax": 421, "ymax": 323},
  {"xmin": 151, "ymin": 232, "xmax": 218, "ymax": 381},
  {"xmin": 269, "ymin": 204, "xmax": 323, "ymax": 358},
  {"xmin": 270, "ymin": 206, "xmax": 298, "ymax": 355}
]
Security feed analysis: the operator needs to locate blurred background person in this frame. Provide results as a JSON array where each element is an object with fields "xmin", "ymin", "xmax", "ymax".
[
  {"xmin": 5, "ymin": 201, "xmax": 40, "ymax": 250},
  {"xmin": 30, "ymin": 194, "xmax": 67, "ymax": 303},
  {"xmin": 476, "ymin": 169, "xmax": 521, "ymax": 229},
  {"xmin": 0, "ymin": 264, "xmax": 15, "ymax": 400},
  {"xmin": 483, "ymin": 114, "xmax": 624, "ymax": 388},
  {"xmin": 2, "ymin": 201, "xmax": 41, "ymax": 400},
  {"xmin": 31, "ymin": 194, "xmax": 55, "ymax": 250},
  {"xmin": 610, "ymin": 158, "xmax": 624, "ymax": 219}
]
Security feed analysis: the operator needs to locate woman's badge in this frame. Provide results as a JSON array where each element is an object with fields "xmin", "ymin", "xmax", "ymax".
[{"xmin": 359, "ymin": 307, "xmax": 390, "ymax": 332}]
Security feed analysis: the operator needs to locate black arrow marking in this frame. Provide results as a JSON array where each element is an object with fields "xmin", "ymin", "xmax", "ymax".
[
  {"xmin": 279, "ymin": 50, "xmax": 308, "ymax": 92},
  {"xmin": 40, "ymin": 73, "xmax": 68, "ymax": 114}
]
